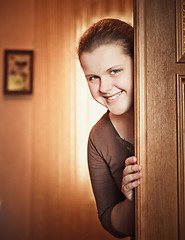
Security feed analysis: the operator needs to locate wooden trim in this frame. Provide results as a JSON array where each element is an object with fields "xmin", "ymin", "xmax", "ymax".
[
  {"xmin": 134, "ymin": 0, "xmax": 147, "ymax": 239},
  {"xmin": 176, "ymin": 0, "xmax": 185, "ymax": 62},
  {"xmin": 177, "ymin": 74, "xmax": 185, "ymax": 240}
]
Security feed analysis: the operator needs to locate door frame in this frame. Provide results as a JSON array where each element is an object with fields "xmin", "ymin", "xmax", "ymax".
[{"xmin": 134, "ymin": 0, "xmax": 147, "ymax": 239}]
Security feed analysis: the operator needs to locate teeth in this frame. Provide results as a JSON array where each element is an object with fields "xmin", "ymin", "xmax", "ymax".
[{"xmin": 107, "ymin": 92, "xmax": 122, "ymax": 100}]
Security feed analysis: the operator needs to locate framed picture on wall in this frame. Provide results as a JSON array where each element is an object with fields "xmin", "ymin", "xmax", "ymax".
[{"xmin": 4, "ymin": 50, "xmax": 33, "ymax": 94}]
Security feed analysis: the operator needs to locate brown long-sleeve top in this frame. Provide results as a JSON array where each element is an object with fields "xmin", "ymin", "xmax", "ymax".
[{"xmin": 88, "ymin": 111, "xmax": 134, "ymax": 239}]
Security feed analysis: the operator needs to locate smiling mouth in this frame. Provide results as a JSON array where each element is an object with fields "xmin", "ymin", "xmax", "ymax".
[{"xmin": 106, "ymin": 91, "xmax": 122, "ymax": 100}]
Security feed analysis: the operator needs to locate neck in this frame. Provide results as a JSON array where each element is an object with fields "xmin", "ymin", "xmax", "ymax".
[
  {"xmin": 109, "ymin": 106, "xmax": 134, "ymax": 145},
  {"xmin": 110, "ymin": 106, "xmax": 134, "ymax": 122}
]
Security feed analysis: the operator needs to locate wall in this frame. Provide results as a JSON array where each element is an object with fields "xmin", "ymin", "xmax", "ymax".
[
  {"xmin": 0, "ymin": 0, "xmax": 35, "ymax": 239},
  {"xmin": 0, "ymin": 0, "xmax": 133, "ymax": 239}
]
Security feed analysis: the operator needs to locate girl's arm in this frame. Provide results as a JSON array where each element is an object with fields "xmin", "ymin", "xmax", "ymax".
[
  {"xmin": 111, "ymin": 156, "xmax": 142, "ymax": 235},
  {"xmin": 111, "ymin": 198, "xmax": 135, "ymax": 235}
]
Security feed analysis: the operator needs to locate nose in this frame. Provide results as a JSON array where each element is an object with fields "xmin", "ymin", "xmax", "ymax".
[{"xmin": 99, "ymin": 77, "xmax": 113, "ymax": 93}]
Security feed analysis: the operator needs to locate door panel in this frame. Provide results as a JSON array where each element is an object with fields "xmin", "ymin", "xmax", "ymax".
[
  {"xmin": 177, "ymin": 75, "xmax": 185, "ymax": 240},
  {"xmin": 135, "ymin": 0, "xmax": 185, "ymax": 239}
]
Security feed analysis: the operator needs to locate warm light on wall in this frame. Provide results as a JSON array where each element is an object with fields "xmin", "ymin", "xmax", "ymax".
[{"xmin": 75, "ymin": 23, "xmax": 106, "ymax": 182}]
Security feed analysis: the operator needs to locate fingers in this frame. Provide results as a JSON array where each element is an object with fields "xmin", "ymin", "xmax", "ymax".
[
  {"xmin": 123, "ymin": 164, "xmax": 141, "ymax": 176},
  {"xmin": 121, "ymin": 156, "xmax": 142, "ymax": 201},
  {"xmin": 123, "ymin": 171, "xmax": 142, "ymax": 186},
  {"xmin": 123, "ymin": 156, "xmax": 141, "ymax": 176},
  {"xmin": 125, "ymin": 156, "xmax": 137, "ymax": 167},
  {"xmin": 122, "ymin": 179, "xmax": 141, "ymax": 193}
]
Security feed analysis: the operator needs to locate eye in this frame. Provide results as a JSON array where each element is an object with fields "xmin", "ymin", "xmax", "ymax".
[
  {"xmin": 88, "ymin": 75, "xmax": 99, "ymax": 81},
  {"xmin": 110, "ymin": 69, "xmax": 121, "ymax": 75}
]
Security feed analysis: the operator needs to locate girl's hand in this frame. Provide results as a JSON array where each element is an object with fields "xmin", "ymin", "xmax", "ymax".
[{"xmin": 122, "ymin": 156, "xmax": 142, "ymax": 201}]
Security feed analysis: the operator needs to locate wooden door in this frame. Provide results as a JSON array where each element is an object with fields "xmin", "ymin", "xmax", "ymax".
[{"xmin": 135, "ymin": 0, "xmax": 185, "ymax": 239}]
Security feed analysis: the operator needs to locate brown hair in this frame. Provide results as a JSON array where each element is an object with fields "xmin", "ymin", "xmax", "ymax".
[{"xmin": 77, "ymin": 18, "xmax": 134, "ymax": 59}]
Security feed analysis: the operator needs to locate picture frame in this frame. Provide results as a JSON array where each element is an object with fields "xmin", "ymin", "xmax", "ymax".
[{"xmin": 4, "ymin": 50, "xmax": 33, "ymax": 94}]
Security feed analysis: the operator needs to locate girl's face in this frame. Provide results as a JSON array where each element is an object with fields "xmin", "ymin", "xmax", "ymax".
[{"xmin": 80, "ymin": 44, "xmax": 134, "ymax": 115}]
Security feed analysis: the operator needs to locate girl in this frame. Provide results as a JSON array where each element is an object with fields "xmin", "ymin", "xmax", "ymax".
[{"xmin": 77, "ymin": 19, "xmax": 142, "ymax": 239}]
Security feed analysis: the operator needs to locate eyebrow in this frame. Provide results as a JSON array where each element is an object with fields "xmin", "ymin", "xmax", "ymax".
[
  {"xmin": 106, "ymin": 65, "xmax": 123, "ymax": 72},
  {"xmin": 85, "ymin": 73, "xmax": 98, "ymax": 78}
]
